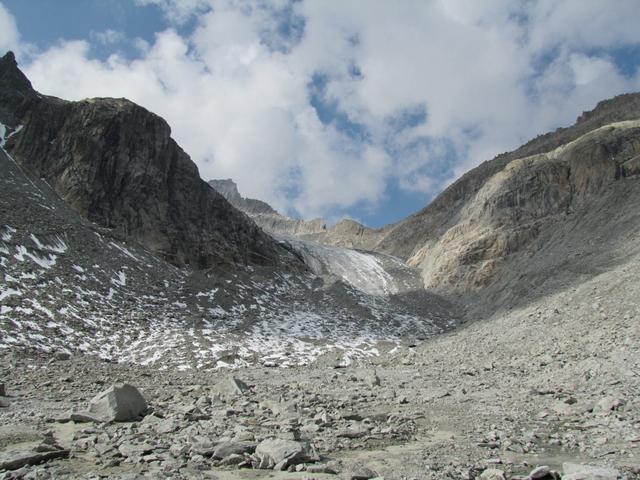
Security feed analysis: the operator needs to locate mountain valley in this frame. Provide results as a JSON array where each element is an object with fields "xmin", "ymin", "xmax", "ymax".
[{"xmin": 0, "ymin": 50, "xmax": 639, "ymax": 479}]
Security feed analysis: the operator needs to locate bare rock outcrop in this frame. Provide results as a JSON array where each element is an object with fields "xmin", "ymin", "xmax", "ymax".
[
  {"xmin": 373, "ymin": 92, "xmax": 640, "ymax": 263},
  {"xmin": 0, "ymin": 51, "xmax": 299, "ymax": 270},
  {"xmin": 405, "ymin": 120, "xmax": 640, "ymax": 293},
  {"xmin": 350, "ymin": 93, "xmax": 640, "ymax": 298}
]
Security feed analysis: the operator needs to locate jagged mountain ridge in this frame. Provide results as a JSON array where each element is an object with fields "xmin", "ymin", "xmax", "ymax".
[
  {"xmin": 209, "ymin": 178, "xmax": 387, "ymax": 249},
  {"xmin": 0, "ymin": 52, "xmax": 298, "ymax": 270},
  {"xmin": 209, "ymin": 179, "xmax": 328, "ymax": 237}
]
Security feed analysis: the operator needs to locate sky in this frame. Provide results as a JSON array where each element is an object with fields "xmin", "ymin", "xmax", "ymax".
[{"xmin": 1, "ymin": 1, "xmax": 640, "ymax": 227}]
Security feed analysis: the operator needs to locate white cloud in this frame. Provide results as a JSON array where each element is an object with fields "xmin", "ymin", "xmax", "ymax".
[
  {"xmin": 91, "ymin": 29, "xmax": 126, "ymax": 46},
  {"xmin": 134, "ymin": 0, "xmax": 210, "ymax": 24},
  {"xmin": 0, "ymin": 2, "xmax": 20, "ymax": 54},
  {"xmin": 5, "ymin": 0, "xmax": 640, "ymax": 223}
]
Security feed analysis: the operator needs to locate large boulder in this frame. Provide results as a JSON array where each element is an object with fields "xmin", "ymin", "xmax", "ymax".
[
  {"xmin": 73, "ymin": 384, "xmax": 148, "ymax": 422},
  {"xmin": 253, "ymin": 438, "xmax": 319, "ymax": 470}
]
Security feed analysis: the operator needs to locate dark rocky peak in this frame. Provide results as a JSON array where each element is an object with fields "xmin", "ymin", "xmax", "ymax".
[
  {"xmin": 0, "ymin": 51, "xmax": 34, "ymax": 94},
  {"xmin": 0, "ymin": 51, "xmax": 37, "ymax": 126}
]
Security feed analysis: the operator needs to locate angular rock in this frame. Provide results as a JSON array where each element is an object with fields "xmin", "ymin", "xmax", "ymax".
[
  {"xmin": 55, "ymin": 352, "xmax": 71, "ymax": 361},
  {"xmin": 593, "ymin": 397, "xmax": 625, "ymax": 414},
  {"xmin": 74, "ymin": 383, "xmax": 148, "ymax": 422},
  {"xmin": 529, "ymin": 465, "xmax": 554, "ymax": 479},
  {"xmin": 212, "ymin": 441, "xmax": 256, "ymax": 460},
  {"xmin": 118, "ymin": 443, "xmax": 154, "ymax": 460},
  {"xmin": 479, "ymin": 469, "xmax": 506, "ymax": 480},
  {"xmin": 341, "ymin": 466, "xmax": 379, "ymax": 480},
  {"xmin": 229, "ymin": 376, "xmax": 250, "ymax": 393},
  {"xmin": 219, "ymin": 454, "xmax": 245, "ymax": 466},
  {"xmin": 254, "ymin": 438, "xmax": 318, "ymax": 470},
  {"xmin": 306, "ymin": 464, "xmax": 338, "ymax": 474},
  {"xmin": 364, "ymin": 370, "xmax": 381, "ymax": 387},
  {"xmin": 217, "ymin": 377, "xmax": 251, "ymax": 399}
]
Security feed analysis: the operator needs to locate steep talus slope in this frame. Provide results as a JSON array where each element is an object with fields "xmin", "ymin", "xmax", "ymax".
[
  {"xmin": 0, "ymin": 52, "xmax": 296, "ymax": 269},
  {"xmin": 0, "ymin": 144, "xmax": 459, "ymax": 367}
]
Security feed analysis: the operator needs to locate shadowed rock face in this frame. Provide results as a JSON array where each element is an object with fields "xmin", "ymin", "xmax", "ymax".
[{"xmin": 0, "ymin": 51, "xmax": 300, "ymax": 270}]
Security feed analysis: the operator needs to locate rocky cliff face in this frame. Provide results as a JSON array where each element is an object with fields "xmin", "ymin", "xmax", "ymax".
[
  {"xmin": 409, "ymin": 120, "xmax": 640, "ymax": 292},
  {"xmin": 373, "ymin": 92, "xmax": 640, "ymax": 262},
  {"xmin": 372, "ymin": 94, "xmax": 640, "ymax": 295},
  {"xmin": 0, "ymin": 52, "xmax": 299, "ymax": 270}
]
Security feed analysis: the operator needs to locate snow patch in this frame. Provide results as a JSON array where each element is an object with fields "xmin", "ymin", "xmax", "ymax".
[
  {"xmin": 14, "ymin": 245, "xmax": 57, "ymax": 269},
  {"xmin": 111, "ymin": 271, "xmax": 126, "ymax": 287},
  {"xmin": 30, "ymin": 234, "xmax": 68, "ymax": 253}
]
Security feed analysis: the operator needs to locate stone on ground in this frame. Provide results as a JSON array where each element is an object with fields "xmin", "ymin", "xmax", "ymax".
[
  {"xmin": 212, "ymin": 441, "xmax": 256, "ymax": 460},
  {"xmin": 74, "ymin": 383, "xmax": 148, "ymax": 422},
  {"xmin": 479, "ymin": 468, "xmax": 506, "ymax": 480},
  {"xmin": 253, "ymin": 438, "xmax": 318, "ymax": 469}
]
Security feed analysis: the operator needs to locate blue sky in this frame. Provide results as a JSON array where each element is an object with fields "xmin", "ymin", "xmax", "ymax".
[{"xmin": 1, "ymin": 1, "xmax": 640, "ymax": 227}]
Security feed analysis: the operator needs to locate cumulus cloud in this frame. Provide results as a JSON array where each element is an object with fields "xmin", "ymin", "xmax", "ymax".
[
  {"xmin": 5, "ymin": 0, "xmax": 640, "ymax": 223},
  {"xmin": 134, "ymin": 0, "xmax": 210, "ymax": 24},
  {"xmin": 0, "ymin": 2, "xmax": 20, "ymax": 54}
]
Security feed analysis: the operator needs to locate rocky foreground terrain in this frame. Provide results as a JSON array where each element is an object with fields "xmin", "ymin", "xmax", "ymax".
[
  {"xmin": 1, "ymin": 49, "xmax": 640, "ymax": 479},
  {"xmin": 1, "ymin": 251, "xmax": 638, "ymax": 479}
]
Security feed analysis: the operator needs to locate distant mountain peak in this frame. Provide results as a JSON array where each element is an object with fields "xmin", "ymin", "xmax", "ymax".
[{"xmin": 209, "ymin": 179, "xmax": 279, "ymax": 216}]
